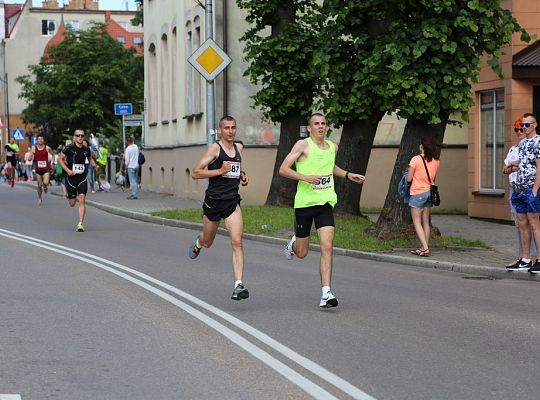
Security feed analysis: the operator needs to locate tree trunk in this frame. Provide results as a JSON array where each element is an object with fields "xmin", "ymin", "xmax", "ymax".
[
  {"xmin": 369, "ymin": 114, "xmax": 449, "ymax": 239},
  {"xmin": 265, "ymin": 112, "xmax": 305, "ymax": 206},
  {"xmin": 334, "ymin": 116, "xmax": 383, "ymax": 215}
]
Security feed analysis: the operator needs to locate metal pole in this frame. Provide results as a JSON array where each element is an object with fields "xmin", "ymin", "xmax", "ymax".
[
  {"xmin": 122, "ymin": 115, "xmax": 126, "ymax": 151},
  {"xmin": 205, "ymin": 0, "xmax": 215, "ymax": 146}
]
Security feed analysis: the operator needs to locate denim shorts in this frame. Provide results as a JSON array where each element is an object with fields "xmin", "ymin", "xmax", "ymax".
[
  {"xmin": 511, "ymin": 187, "xmax": 540, "ymax": 214},
  {"xmin": 408, "ymin": 190, "xmax": 433, "ymax": 209}
]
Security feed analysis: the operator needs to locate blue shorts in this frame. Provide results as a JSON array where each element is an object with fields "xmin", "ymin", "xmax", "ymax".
[
  {"xmin": 408, "ymin": 190, "xmax": 433, "ymax": 209},
  {"xmin": 511, "ymin": 187, "xmax": 540, "ymax": 214}
]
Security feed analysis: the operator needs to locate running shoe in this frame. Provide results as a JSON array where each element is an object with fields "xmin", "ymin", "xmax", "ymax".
[
  {"xmin": 76, "ymin": 222, "xmax": 85, "ymax": 232},
  {"xmin": 284, "ymin": 234, "xmax": 296, "ymax": 260},
  {"xmin": 231, "ymin": 283, "xmax": 249, "ymax": 300},
  {"xmin": 529, "ymin": 261, "xmax": 540, "ymax": 274},
  {"xmin": 506, "ymin": 259, "xmax": 531, "ymax": 271},
  {"xmin": 319, "ymin": 291, "xmax": 338, "ymax": 308},
  {"xmin": 188, "ymin": 235, "xmax": 201, "ymax": 259}
]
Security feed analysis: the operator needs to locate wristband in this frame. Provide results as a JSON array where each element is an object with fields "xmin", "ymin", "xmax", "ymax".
[{"xmin": 345, "ymin": 171, "xmax": 349, "ymax": 180}]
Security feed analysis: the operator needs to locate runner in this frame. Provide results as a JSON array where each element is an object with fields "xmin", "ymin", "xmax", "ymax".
[
  {"xmin": 57, "ymin": 129, "xmax": 99, "ymax": 232},
  {"xmin": 187, "ymin": 115, "xmax": 250, "ymax": 301},
  {"xmin": 279, "ymin": 113, "xmax": 366, "ymax": 308},
  {"xmin": 4, "ymin": 136, "xmax": 19, "ymax": 188},
  {"xmin": 32, "ymin": 134, "xmax": 54, "ymax": 205}
]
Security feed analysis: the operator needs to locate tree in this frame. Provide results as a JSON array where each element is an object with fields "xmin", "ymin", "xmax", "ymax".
[
  {"xmin": 16, "ymin": 23, "xmax": 143, "ymax": 148},
  {"xmin": 367, "ymin": 0, "xmax": 531, "ymax": 239},
  {"xmin": 131, "ymin": 0, "xmax": 143, "ymax": 27},
  {"xmin": 237, "ymin": 0, "xmax": 319, "ymax": 206}
]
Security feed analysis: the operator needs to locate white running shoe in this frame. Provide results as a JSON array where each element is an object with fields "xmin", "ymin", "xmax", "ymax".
[
  {"xmin": 319, "ymin": 291, "xmax": 338, "ymax": 308},
  {"xmin": 284, "ymin": 234, "xmax": 296, "ymax": 260}
]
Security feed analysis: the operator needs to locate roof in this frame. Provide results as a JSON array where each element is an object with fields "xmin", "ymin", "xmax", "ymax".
[
  {"xmin": 4, "ymin": 3, "xmax": 24, "ymax": 38},
  {"xmin": 513, "ymin": 40, "xmax": 540, "ymax": 79}
]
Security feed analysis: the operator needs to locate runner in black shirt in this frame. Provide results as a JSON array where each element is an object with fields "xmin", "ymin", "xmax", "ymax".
[
  {"xmin": 57, "ymin": 129, "xmax": 99, "ymax": 232},
  {"xmin": 187, "ymin": 116, "xmax": 250, "ymax": 301}
]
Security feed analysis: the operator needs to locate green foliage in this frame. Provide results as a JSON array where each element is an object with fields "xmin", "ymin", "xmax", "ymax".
[
  {"xmin": 16, "ymin": 23, "xmax": 143, "ymax": 146},
  {"xmin": 236, "ymin": 0, "xmax": 320, "ymax": 122},
  {"xmin": 131, "ymin": 0, "xmax": 143, "ymax": 27}
]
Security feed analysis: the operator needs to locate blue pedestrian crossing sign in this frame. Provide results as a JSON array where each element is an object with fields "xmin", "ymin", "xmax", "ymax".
[{"xmin": 12, "ymin": 128, "xmax": 25, "ymax": 141}]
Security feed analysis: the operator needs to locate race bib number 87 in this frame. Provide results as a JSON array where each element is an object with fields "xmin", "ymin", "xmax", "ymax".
[{"xmin": 222, "ymin": 162, "xmax": 241, "ymax": 179}]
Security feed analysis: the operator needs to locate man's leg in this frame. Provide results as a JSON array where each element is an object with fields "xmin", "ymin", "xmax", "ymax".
[
  {"xmin": 518, "ymin": 212, "xmax": 532, "ymax": 259},
  {"xmin": 317, "ymin": 226, "xmax": 335, "ymax": 287},
  {"xmin": 78, "ymin": 193, "xmax": 86, "ymax": 224},
  {"xmin": 43, "ymin": 172, "xmax": 50, "ymax": 193},
  {"xmin": 36, "ymin": 174, "xmax": 43, "ymax": 204},
  {"xmin": 127, "ymin": 167, "xmax": 138, "ymax": 197},
  {"xmin": 224, "ymin": 205, "xmax": 244, "ymax": 282}
]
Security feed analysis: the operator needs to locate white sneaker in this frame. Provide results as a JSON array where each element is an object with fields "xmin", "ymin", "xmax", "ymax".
[
  {"xmin": 319, "ymin": 291, "xmax": 338, "ymax": 308},
  {"xmin": 284, "ymin": 234, "xmax": 296, "ymax": 260}
]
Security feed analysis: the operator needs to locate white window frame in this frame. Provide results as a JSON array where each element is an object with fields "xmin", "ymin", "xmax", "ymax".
[{"xmin": 41, "ymin": 19, "xmax": 56, "ymax": 37}]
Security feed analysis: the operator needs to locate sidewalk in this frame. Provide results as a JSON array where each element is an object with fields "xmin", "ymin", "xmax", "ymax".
[{"xmin": 26, "ymin": 181, "xmax": 539, "ymax": 282}]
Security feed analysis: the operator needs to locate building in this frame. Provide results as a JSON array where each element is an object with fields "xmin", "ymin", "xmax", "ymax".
[
  {"xmin": 142, "ymin": 0, "xmax": 468, "ymax": 210},
  {"xmin": 0, "ymin": 0, "xmax": 143, "ymax": 158},
  {"xmin": 468, "ymin": 1, "xmax": 540, "ymax": 221}
]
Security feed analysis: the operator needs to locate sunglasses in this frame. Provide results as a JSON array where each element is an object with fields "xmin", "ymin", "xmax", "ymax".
[
  {"xmin": 520, "ymin": 122, "xmax": 534, "ymax": 128},
  {"xmin": 514, "ymin": 128, "xmax": 523, "ymax": 133},
  {"xmin": 74, "ymin": 134, "xmax": 84, "ymax": 137}
]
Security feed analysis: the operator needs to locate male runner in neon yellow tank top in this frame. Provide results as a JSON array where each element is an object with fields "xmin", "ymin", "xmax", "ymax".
[{"xmin": 279, "ymin": 113, "xmax": 366, "ymax": 308}]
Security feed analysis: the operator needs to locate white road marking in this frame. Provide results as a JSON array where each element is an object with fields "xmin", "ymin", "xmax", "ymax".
[
  {"xmin": 0, "ymin": 395, "xmax": 22, "ymax": 400},
  {"xmin": 0, "ymin": 228, "xmax": 377, "ymax": 400}
]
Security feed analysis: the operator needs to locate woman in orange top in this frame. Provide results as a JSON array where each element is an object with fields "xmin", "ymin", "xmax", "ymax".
[{"xmin": 406, "ymin": 137, "xmax": 441, "ymax": 256}]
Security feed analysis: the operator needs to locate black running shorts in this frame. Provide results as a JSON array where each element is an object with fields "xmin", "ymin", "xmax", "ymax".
[
  {"xmin": 65, "ymin": 175, "xmax": 88, "ymax": 199},
  {"xmin": 294, "ymin": 202, "xmax": 335, "ymax": 238},
  {"xmin": 203, "ymin": 195, "xmax": 241, "ymax": 222}
]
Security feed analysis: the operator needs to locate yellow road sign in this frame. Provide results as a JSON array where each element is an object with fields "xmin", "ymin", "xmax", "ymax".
[{"xmin": 188, "ymin": 38, "xmax": 232, "ymax": 81}]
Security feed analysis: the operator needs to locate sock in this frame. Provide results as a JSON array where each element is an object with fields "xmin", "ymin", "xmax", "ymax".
[
  {"xmin": 522, "ymin": 258, "xmax": 531, "ymax": 263},
  {"xmin": 234, "ymin": 280, "xmax": 243, "ymax": 288},
  {"xmin": 322, "ymin": 286, "xmax": 330, "ymax": 297}
]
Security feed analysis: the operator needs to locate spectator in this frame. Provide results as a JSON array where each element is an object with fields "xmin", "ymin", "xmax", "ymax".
[{"xmin": 121, "ymin": 135, "xmax": 139, "ymax": 200}]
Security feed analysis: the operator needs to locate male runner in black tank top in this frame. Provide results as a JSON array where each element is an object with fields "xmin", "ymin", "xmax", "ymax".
[
  {"xmin": 57, "ymin": 129, "xmax": 99, "ymax": 232},
  {"xmin": 188, "ymin": 116, "xmax": 250, "ymax": 301}
]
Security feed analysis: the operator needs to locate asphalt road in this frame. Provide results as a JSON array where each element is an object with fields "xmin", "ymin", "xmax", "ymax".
[{"xmin": 1, "ymin": 184, "xmax": 540, "ymax": 400}]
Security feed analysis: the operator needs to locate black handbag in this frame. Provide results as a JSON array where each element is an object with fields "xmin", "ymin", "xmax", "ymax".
[{"xmin": 421, "ymin": 156, "xmax": 440, "ymax": 206}]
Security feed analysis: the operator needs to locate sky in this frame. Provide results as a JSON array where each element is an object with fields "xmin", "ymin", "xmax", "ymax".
[{"xmin": 3, "ymin": 0, "xmax": 137, "ymax": 11}]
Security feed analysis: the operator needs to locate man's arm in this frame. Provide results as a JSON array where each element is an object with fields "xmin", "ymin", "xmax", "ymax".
[
  {"xmin": 192, "ymin": 143, "xmax": 230, "ymax": 180},
  {"xmin": 57, "ymin": 152, "xmax": 74, "ymax": 176},
  {"xmin": 279, "ymin": 140, "xmax": 321, "ymax": 184},
  {"xmin": 332, "ymin": 142, "xmax": 366, "ymax": 184}
]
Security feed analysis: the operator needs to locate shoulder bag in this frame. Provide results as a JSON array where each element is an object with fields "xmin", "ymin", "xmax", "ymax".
[{"xmin": 421, "ymin": 156, "xmax": 440, "ymax": 206}]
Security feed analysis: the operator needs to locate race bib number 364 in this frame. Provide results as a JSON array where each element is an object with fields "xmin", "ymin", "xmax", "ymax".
[{"xmin": 312, "ymin": 175, "xmax": 332, "ymax": 190}]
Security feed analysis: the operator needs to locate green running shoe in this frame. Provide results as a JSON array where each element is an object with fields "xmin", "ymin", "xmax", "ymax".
[
  {"xmin": 76, "ymin": 223, "xmax": 85, "ymax": 232},
  {"xmin": 231, "ymin": 283, "xmax": 249, "ymax": 301}
]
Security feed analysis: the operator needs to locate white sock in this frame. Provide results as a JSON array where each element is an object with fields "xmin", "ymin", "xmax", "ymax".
[
  {"xmin": 522, "ymin": 258, "xmax": 531, "ymax": 263},
  {"xmin": 234, "ymin": 280, "xmax": 243, "ymax": 287},
  {"xmin": 322, "ymin": 286, "xmax": 331, "ymax": 297}
]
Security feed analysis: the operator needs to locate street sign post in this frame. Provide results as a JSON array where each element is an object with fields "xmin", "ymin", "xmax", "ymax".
[
  {"xmin": 187, "ymin": 38, "xmax": 232, "ymax": 82},
  {"xmin": 12, "ymin": 128, "xmax": 25, "ymax": 141},
  {"xmin": 123, "ymin": 114, "xmax": 144, "ymax": 127}
]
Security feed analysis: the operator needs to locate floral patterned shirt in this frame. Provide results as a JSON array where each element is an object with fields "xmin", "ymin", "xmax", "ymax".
[{"xmin": 514, "ymin": 135, "xmax": 540, "ymax": 192}]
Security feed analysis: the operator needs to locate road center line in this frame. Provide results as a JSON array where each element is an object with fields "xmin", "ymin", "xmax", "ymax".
[
  {"xmin": 0, "ymin": 228, "xmax": 377, "ymax": 400},
  {"xmin": 0, "ymin": 395, "xmax": 22, "ymax": 400}
]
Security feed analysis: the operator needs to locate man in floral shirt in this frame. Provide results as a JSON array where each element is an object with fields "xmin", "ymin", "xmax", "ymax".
[{"xmin": 511, "ymin": 113, "xmax": 540, "ymax": 274}]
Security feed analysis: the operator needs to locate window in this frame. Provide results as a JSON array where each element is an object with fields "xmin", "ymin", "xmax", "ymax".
[
  {"xmin": 41, "ymin": 19, "xmax": 55, "ymax": 36},
  {"xmin": 147, "ymin": 43, "xmax": 158, "ymax": 123},
  {"xmin": 185, "ymin": 13, "xmax": 202, "ymax": 116},
  {"xmin": 66, "ymin": 20, "xmax": 79, "ymax": 30},
  {"xmin": 117, "ymin": 36, "xmax": 126, "ymax": 44},
  {"xmin": 133, "ymin": 36, "xmax": 142, "ymax": 45},
  {"xmin": 160, "ymin": 33, "xmax": 170, "ymax": 121},
  {"xmin": 479, "ymin": 89, "xmax": 505, "ymax": 191}
]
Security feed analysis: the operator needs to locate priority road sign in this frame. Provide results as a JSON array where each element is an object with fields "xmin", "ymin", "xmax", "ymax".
[
  {"xmin": 12, "ymin": 128, "xmax": 25, "ymax": 141},
  {"xmin": 114, "ymin": 103, "xmax": 133, "ymax": 115},
  {"xmin": 188, "ymin": 38, "xmax": 232, "ymax": 82}
]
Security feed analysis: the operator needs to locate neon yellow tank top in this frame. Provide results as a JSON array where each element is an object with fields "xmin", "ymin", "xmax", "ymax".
[{"xmin": 294, "ymin": 137, "xmax": 337, "ymax": 208}]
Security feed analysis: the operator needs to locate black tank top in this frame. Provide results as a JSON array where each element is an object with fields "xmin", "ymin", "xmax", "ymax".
[{"xmin": 206, "ymin": 142, "xmax": 241, "ymax": 200}]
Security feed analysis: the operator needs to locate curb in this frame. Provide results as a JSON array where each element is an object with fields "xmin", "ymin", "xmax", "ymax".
[{"xmin": 79, "ymin": 195, "xmax": 540, "ymax": 283}]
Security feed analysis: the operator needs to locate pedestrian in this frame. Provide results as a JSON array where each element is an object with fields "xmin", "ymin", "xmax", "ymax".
[
  {"xmin": 121, "ymin": 135, "xmax": 140, "ymax": 199},
  {"xmin": 504, "ymin": 117, "xmax": 537, "ymax": 270},
  {"xmin": 4, "ymin": 136, "xmax": 19, "ymax": 188},
  {"xmin": 406, "ymin": 137, "xmax": 441, "ymax": 257},
  {"xmin": 57, "ymin": 129, "xmax": 99, "ymax": 232},
  {"xmin": 32, "ymin": 134, "xmax": 54, "ymax": 205},
  {"xmin": 187, "ymin": 115, "xmax": 250, "ymax": 301},
  {"xmin": 509, "ymin": 113, "xmax": 540, "ymax": 273},
  {"xmin": 82, "ymin": 138, "xmax": 97, "ymax": 193},
  {"xmin": 95, "ymin": 135, "xmax": 108, "ymax": 186},
  {"xmin": 24, "ymin": 147, "xmax": 33, "ymax": 181},
  {"xmin": 279, "ymin": 112, "xmax": 365, "ymax": 308}
]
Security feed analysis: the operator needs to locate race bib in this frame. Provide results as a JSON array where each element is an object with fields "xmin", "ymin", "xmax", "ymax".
[
  {"xmin": 222, "ymin": 161, "xmax": 241, "ymax": 179},
  {"xmin": 37, "ymin": 161, "xmax": 47, "ymax": 168},
  {"xmin": 6, "ymin": 151, "xmax": 13, "ymax": 157},
  {"xmin": 72, "ymin": 164, "xmax": 85, "ymax": 174},
  {"xmin": 312, "ymin": 175, "xmax": 332, "ymax": 190}
]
